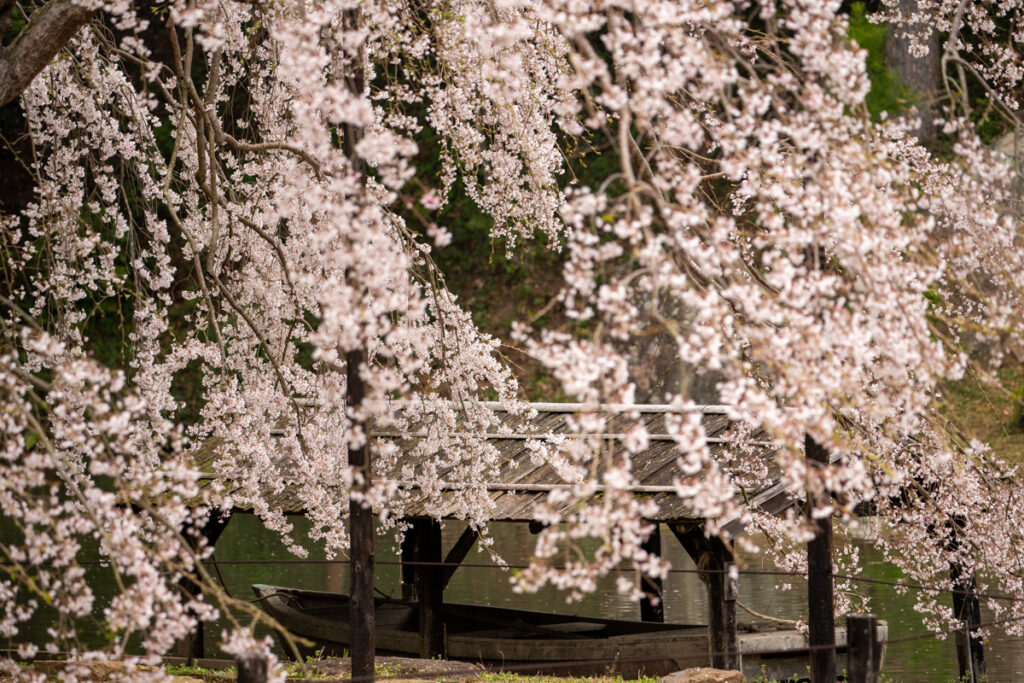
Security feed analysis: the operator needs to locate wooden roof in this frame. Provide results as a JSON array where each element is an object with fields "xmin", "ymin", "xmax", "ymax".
[{"xmin": 192, "ymin": 402, "xmax": 793, "ymax": 531}]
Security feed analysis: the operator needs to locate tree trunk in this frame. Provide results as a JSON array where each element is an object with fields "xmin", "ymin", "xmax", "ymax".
[{"xmin": 884, "ymin": 0, "xmax": 941, "ymax": 142}]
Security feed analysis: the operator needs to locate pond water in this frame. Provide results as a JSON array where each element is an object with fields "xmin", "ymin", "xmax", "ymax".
[{"xmin": 8, "ymin": 515, "xmax": 1024, "ymax": 681}]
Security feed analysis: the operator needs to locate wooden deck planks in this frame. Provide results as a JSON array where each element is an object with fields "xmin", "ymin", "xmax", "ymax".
[{"xmin": 187, "ymin": 403, "xmax": 784, "ymax": 524}]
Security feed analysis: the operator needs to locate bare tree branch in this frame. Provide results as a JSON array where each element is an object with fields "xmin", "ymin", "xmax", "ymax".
[{"xmin": 0, "ymin": 0, "xmax": 96, "ymax": 107}]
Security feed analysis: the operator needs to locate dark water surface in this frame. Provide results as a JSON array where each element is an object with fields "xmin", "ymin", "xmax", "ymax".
[
  {"xmin": 8, "ymin": 515, "xmax": 1024, "ymax": 681},
  {"xmin": 207, "ymin": 516, "xmax": 1022, "ymax": 681}
]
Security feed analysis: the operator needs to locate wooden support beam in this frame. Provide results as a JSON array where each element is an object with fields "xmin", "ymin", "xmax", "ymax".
[
  {"xmin": 846, "ymin": 614, "xmax": 879, "ymax": 683},
  {"xmin": 202, "ymin": 512, "xmax": 233, "ymax": 546},
  {"xmin": 640, "ymin": 523, "xmax": 664, "ymax": 623},
  {"xmin": 442, "ymin": 526, "xmax": 479, "ymax": 590},
  {"xmin": 342, "ymin": 1, "xmax": 372, "ymax": 676},
  {"xmin": 669, "ymin": 524, "xmax": 738, "ymax": 670},
  {"xmin": 413, "ymin": 518, "xmax": 444, "ymax": 658},
  {"xmin": 174, "ymin": 591, "xmax": 202, "ymax": 662},
  {"xmin": 806, "ymin": 434, "xmax": 837, "ymax": 683},
  {"xmin": 347, "ymin": 348, "xmax": 375, "ymax": 682},
  {"xmin": 951, "ymin": 567, "xmax": 986, "ymax": 683},
  {"xmin": 401, "ymin": 524, "xmax": 417, "ymax": 601},
  {"xmin": 176, "ymin": 512, "xmax": 232, "ymax": 662},
  {"xmin": 947, "ymin": 518, "xmax": 986, "ymax": 683}
]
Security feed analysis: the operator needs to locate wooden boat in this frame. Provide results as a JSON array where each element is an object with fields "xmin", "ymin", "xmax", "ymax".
[{"xmin": 253, "ymin": 584, "xmax": 885, "ymax": 680}]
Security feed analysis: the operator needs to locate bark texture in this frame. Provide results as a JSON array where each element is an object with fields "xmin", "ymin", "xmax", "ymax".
[
  {"xmin": 884, "ymin": 0, "xmax": 942, "ymax": 142},
  {"xmin": 0, "ymin": 0, "xmax": 96, "ymax": 107}
]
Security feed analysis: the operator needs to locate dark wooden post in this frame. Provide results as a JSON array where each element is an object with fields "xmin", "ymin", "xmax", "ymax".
[
  {"xmin": 937, "ymin": 516, "xmax": 987, "ymax": 682},
  {"xmin": 640, "ymin": 523, "xmax": 664, "ymax": 623},
  {"xmin": 175, "ymin": 511, "xmax": 232, "ymax": 663},
  {"xmin": 347, "ymin": 348, "xmax": 375, "ymax": 681},
  {"xmin": 340, "ymin": 2, "xmax": 373, "ymax": 677},
  {"xmin": 951, "ymin": 562, "xmax": 986, "ymax": 681},
  {"xmin": 413, "ymin": 518, "xmax": 444, "ymax": 658},
  {"xmin": 404, "ymin": 523, "xmax": 475, "ymax": 601},
  {"xmin": 670, "ymin": 525, "xmax": 739, "ymax": 670},
  {"xmin": 806, "ymin": 434, "xmax": 837, "ymax": 683},
  {"xmin": 723, "ymin": 561, "xmax": 737, "ymax": 647},
  {"xmin": 441, "ymin": 526, "xmax": 479, "ymax": 590},
  {"xmin": 401, "ymin": 524, "xmax": 417, "ymax": 601},
  {"xmin": 716, "ymin": 560, "xmax": 738, "ymax": 670},
  {"xmin": 846, "ymin": 614, "xmax": 879, "ymax": 683},
  {"xmin": 236, "ymin": 652, "xmax": 268, "ymax": 683}
]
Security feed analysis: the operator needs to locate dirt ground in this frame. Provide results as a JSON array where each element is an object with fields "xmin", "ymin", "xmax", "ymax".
[{"xmin": 8, "ymin": 657, "xmax": 483, "ymax": 682}]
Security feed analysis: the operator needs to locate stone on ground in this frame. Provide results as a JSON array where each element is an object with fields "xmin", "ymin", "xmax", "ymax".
[
  {"xmin": 314, "ymin": 656, "xmax": 482, "ymax": 680},
  {"xmin": 659, "ymin": 667, "xmax": 744, "ymax": 683}
]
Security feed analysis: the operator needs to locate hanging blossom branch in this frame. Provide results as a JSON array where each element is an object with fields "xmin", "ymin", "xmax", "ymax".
[{"xmin": 2, "ymin": 0, "xmax": 1024, "ymax": 669}]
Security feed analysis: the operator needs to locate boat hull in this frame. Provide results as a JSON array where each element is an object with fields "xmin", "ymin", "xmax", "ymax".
[{"xmin": 252, "ymin": 584, "xmax": 885, "ymax": 680}]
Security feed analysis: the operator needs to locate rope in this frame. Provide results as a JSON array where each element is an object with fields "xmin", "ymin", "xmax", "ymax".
[
  {"xmin": 193, "ymin": 557, "xmax": 807, "ymax": 576},
  {"xmin": 48, "ymin": 556, "xmax": 1024, "ymax": 602},
  {"xmin": 735, "ymin": 599, "xmax": 800, "ymax": 626},
  {"xmin": 834, "ymin": 572, "xmax": 1024, "ymax": 603}
]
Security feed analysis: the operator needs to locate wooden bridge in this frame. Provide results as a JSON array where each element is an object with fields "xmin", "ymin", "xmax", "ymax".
[{"xmin": 184, "ymin": 402, "xmax": 813, "ymax": 672}]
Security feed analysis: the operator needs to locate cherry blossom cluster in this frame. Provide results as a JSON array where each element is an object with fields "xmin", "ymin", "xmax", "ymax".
[
  {"xmin": 0, "ymin": 323, "xmax": 225, "ymax": 679},
  {"xmin": 3, "ymin": 0, "xmax": 1024, "ymax": 669}
]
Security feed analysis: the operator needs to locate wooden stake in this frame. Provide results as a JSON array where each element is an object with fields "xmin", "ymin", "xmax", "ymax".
[
  {"xmin": 948, "ymin": 519, "xmax": 986, "ymax": 683},
  {"xmin": 716, "ymin": 560, "xmax": 738, "ymax": 671},
  {"xmin": 806, "ymin": 434, "xmax": 836, "ymax": 683},
  {"xmin": 236, "ymin": 652, "xmax": 268, "ymax": 683},
  {"xmin": 413, "ymin": 518, "xmax": 444, "ymax": 658},
  {"xmin": 951, "ymin": 568, "xmax": 986, "ymax": 682},
  {"xmin": 401, "ymin": 523, "xmax": 417, "ymax": 601},
  {"xmin": 175, "ymin": 512, "xmax": 231, "ymax": 663},
  {"xmin": 670, "ymin": 524, "xmax": 739, "ymax": 670},
  {"xmin": 846, "ymin": 614, "xmax": 879, "ymax": 683},
  {"xmin": 348, "ymin": 348, "xmax": 375, "ymax": 681},
  {"xmin": 640, "ymin": 523, "xmax": 664, "ymax": 623}
]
